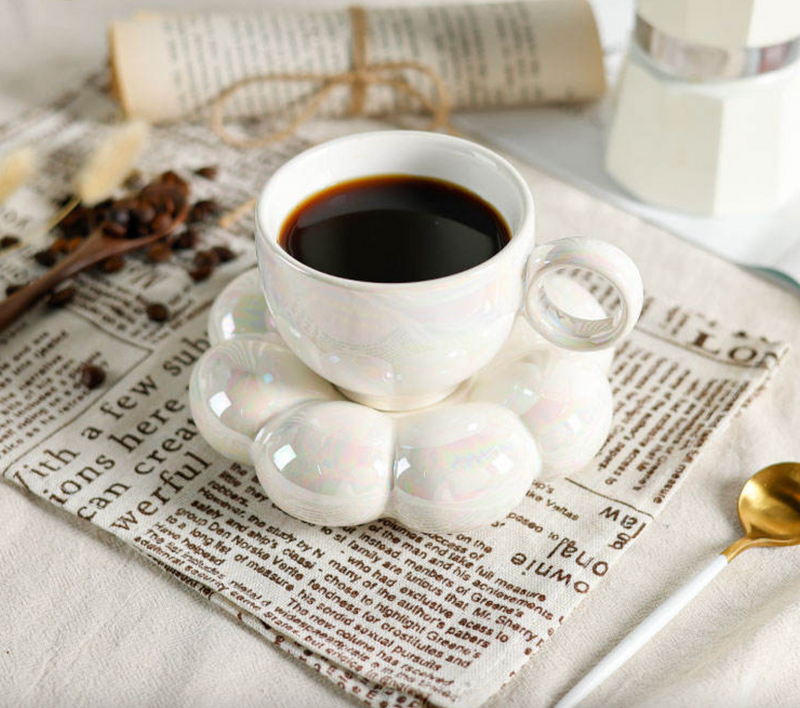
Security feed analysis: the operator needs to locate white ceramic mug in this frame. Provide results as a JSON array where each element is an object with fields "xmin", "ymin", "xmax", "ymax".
[{"xmin": 255, "ymin": 131, "xmax": 642, "ymax": 411}]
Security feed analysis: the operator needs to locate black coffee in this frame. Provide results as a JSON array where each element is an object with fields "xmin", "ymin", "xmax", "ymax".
[{"xmin": 279, "ymin": 175, "xmax": 510, "ymax": 283}]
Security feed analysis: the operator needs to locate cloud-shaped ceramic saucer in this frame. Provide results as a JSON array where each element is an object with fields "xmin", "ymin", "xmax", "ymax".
[{"xmin": 190, "ymin": 270, "xmax": 615, "ymax": 534}]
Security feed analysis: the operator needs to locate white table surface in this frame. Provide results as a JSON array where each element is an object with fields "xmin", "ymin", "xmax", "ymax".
[{"xmin": 2, "ymin": 2, "xmax": 800, "ymax": 707}]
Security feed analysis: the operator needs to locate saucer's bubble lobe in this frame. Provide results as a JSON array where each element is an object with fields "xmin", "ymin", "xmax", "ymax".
[
  {"xmin": 252, "ymin": 401, "xmax": 394, "ymax": 526},
  {"xmin": 392, "ymin": 402, "xmax": 540, "ymax": 533},
  {"xmin": 208, "ymin": 269, "xmax": 277, "ymax": 345},
  {"xmin": 189, "ymin": 337, "xmax": 338, "ymax": 463},
  {"xmin": 469, "ymin": 350, "xmax": 612, "ymax": 476}
]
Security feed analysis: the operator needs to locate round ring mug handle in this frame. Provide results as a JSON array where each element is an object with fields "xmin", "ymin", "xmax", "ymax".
[{"xmin": 523, "ymin": 238, "xmax": 643, "ymax": 351}]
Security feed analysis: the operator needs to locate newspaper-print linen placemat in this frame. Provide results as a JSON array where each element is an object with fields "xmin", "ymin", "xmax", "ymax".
[{"xmin": 0, "ymin": 79, "xmax": 789, "ymax": 708}]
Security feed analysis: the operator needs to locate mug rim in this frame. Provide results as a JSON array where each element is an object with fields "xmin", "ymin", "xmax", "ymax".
[{"xmin": 255, "ymin": 130, "xmax": 535, "ymax": 291}]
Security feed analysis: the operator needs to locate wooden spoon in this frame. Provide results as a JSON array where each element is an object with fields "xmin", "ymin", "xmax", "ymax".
[{"xmin": 0, "ymin": 184, "xmax": 189, "ymax": 333}]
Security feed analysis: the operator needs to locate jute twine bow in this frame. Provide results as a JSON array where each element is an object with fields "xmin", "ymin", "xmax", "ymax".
[{"xmin": 210, "ymin": 5, "xmax": 454, "ymax": 149}]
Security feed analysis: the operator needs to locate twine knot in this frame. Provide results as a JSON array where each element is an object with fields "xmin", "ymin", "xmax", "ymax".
[{"xmin": 210, "ymin": 6, "xmax": 453, "ymax": 148}]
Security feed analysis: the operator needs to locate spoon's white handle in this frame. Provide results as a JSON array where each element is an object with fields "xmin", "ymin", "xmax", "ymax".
[{"xmin": 553, "ymin": 554, "xmax": 729, "ymax": 708}]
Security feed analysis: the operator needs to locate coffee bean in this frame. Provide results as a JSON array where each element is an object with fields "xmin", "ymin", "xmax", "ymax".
[
  {"xmin": 0, "ymin": 235, "xmax": 20, "ymax": 249},
  {"xmin": 211, "ymin": 245, "xmax": 236, "ymax": 263},
  {"xmin": 189, "ymin": 265, "xmax": 213, "ymax": 282},
  {"xmin": 133, "ymin": 221, "xmax": 152, "ymax": 238},
  {"xmin": 159, "ymin": 170, "xmax": 182, "ymax": 184},
  {"xmin": 151, "ymin": 213, "xmax": 173, "ymax": 233},
  {"xmin": 101, "ymin": 256, "xmax": 125, "ymax": 273},
  {"xmin": 171, "ymin": 229, "xmax": 197, "ymax": 250},
  {"xmin": 132, "ymin": 204, "xmax": 156, "ymax": 225},
  {"xmin": 114, "ymin": 197, "xmax": 138, "ymax": 212},
  {"xmin": 194, "ymin": 249, "xmax": 220, "ymax": 269},
  {"xmin": 64, "ymin": 221, "xmax": 90, "ymax": 238},
  {"xmin": 189, "ymin": 199, "xmax": 221, "ymax": 223},
  {"xmin": 79, "ymin": 364, "xmax": 106, "ymax": 389},
  {"xmin": 146, "ymin": 302, "xmax": 170, "ymax": 322},
  {"xmin": 144, "ymin": 193, "xmax": 173, "ymax": 218},
  {"xmin": 5, "ymin": 283, "xmax": 26, "ymax": 296},
  {"xmin": 101, "ymin": 221, "xmax": 127, "ymax": 239},
  {"xmin": 94, "ymin": 200, "xmax": 113, "ymax": 215},
  {"xmin": 147, "ymin": 242, "xmax": 172, "ymax": 263},
  {"xmin": 195, "ymin": 165, "xmax": 218, "ymax": 180},
  {"xmin": 158, "ymin": 170, "xmax": 190, "ymax": 194},
  {"xmin": 77, "ymin": 220, "xmax": 92, "ymax": 238},
  {"xmin": 47, "ymin": 286, "xmax": 76, "ymax": 308},
  {"xmin": 203, "ymin": 199, "xmax": 221, "ymax": 215},
  {"xmin": 61, "ymin": 206, "xmax": 90, "ymax": 238},
  {"xmin": 34, "ymin": 248, "xmax": 57, "ymax": 267}
]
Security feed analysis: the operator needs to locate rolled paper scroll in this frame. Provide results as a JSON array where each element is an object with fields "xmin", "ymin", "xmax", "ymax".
[{"xmin": 109, "ymin": 1, "xmax": 606, "ymax": 127}]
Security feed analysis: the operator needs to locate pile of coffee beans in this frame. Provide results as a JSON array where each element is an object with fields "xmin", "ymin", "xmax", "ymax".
[
  {"xmin": 5, "ymin": 164, "xmax": 238, "ymax": 389},
  {"xmin": 29, "ymin": 167, "xmax": 235, "ymax": 287}
]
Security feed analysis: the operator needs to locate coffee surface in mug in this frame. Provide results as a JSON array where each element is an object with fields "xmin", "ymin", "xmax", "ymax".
[{"xmin": 279, "ymin": 175, "xmax": 510, "ymax": 283}]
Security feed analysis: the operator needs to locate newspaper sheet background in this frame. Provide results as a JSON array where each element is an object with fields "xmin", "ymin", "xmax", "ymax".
[
  {"xmin": 109, "ymin": 1, "xmax": 605, "ymax": 122},
  {"xmin": 0, "ymin": 79, "xmax": 789, "ymax": 708}
]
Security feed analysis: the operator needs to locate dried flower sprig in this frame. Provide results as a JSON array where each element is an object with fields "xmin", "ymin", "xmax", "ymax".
[
  {"xmin": 48, "ymin": 120, "xmax": 150, "ymax": 233},
  {"xmin": 76, "ymin": 120, "xmax": 149, "ymax": 205},
  {"xmin": 0, "ymin": 147, "xmax": 36, "ymax": 205}
]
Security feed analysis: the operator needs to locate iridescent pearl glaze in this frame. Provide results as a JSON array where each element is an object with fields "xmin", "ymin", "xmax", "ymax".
[
  {"xmin": 252, "ymin": 401, "xmax": 395, "ymax": 526},
  {"xmin": 468, "ymin": 350, "xmax": 613, "ymax": 476},
  {"xmin": 503, "ymin": 274, "xmax": 615, "ymax": 375},
  {"xmin": 207, "ymin": 269, "xmax": 277, "ymax": 345},
  {"xmin": 190, "ymin": 269, "xmax": 620, "ymax": 532},
  {"xmin": 392, "ymin": 403, "xmax": 540, "ymax": 532},
  {"xmin": 189, "ymin": 336, "xmax": 337, "ymax": 463}
]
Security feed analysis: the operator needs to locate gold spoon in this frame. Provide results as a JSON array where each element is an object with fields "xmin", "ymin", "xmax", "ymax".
[
  {"xmin": 0, "ymin": 183, "xmax": 189, "ymax": 333},
  {"xmin": 555, "ymin": 461, "xmax": 800, "ymax": 708}
]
